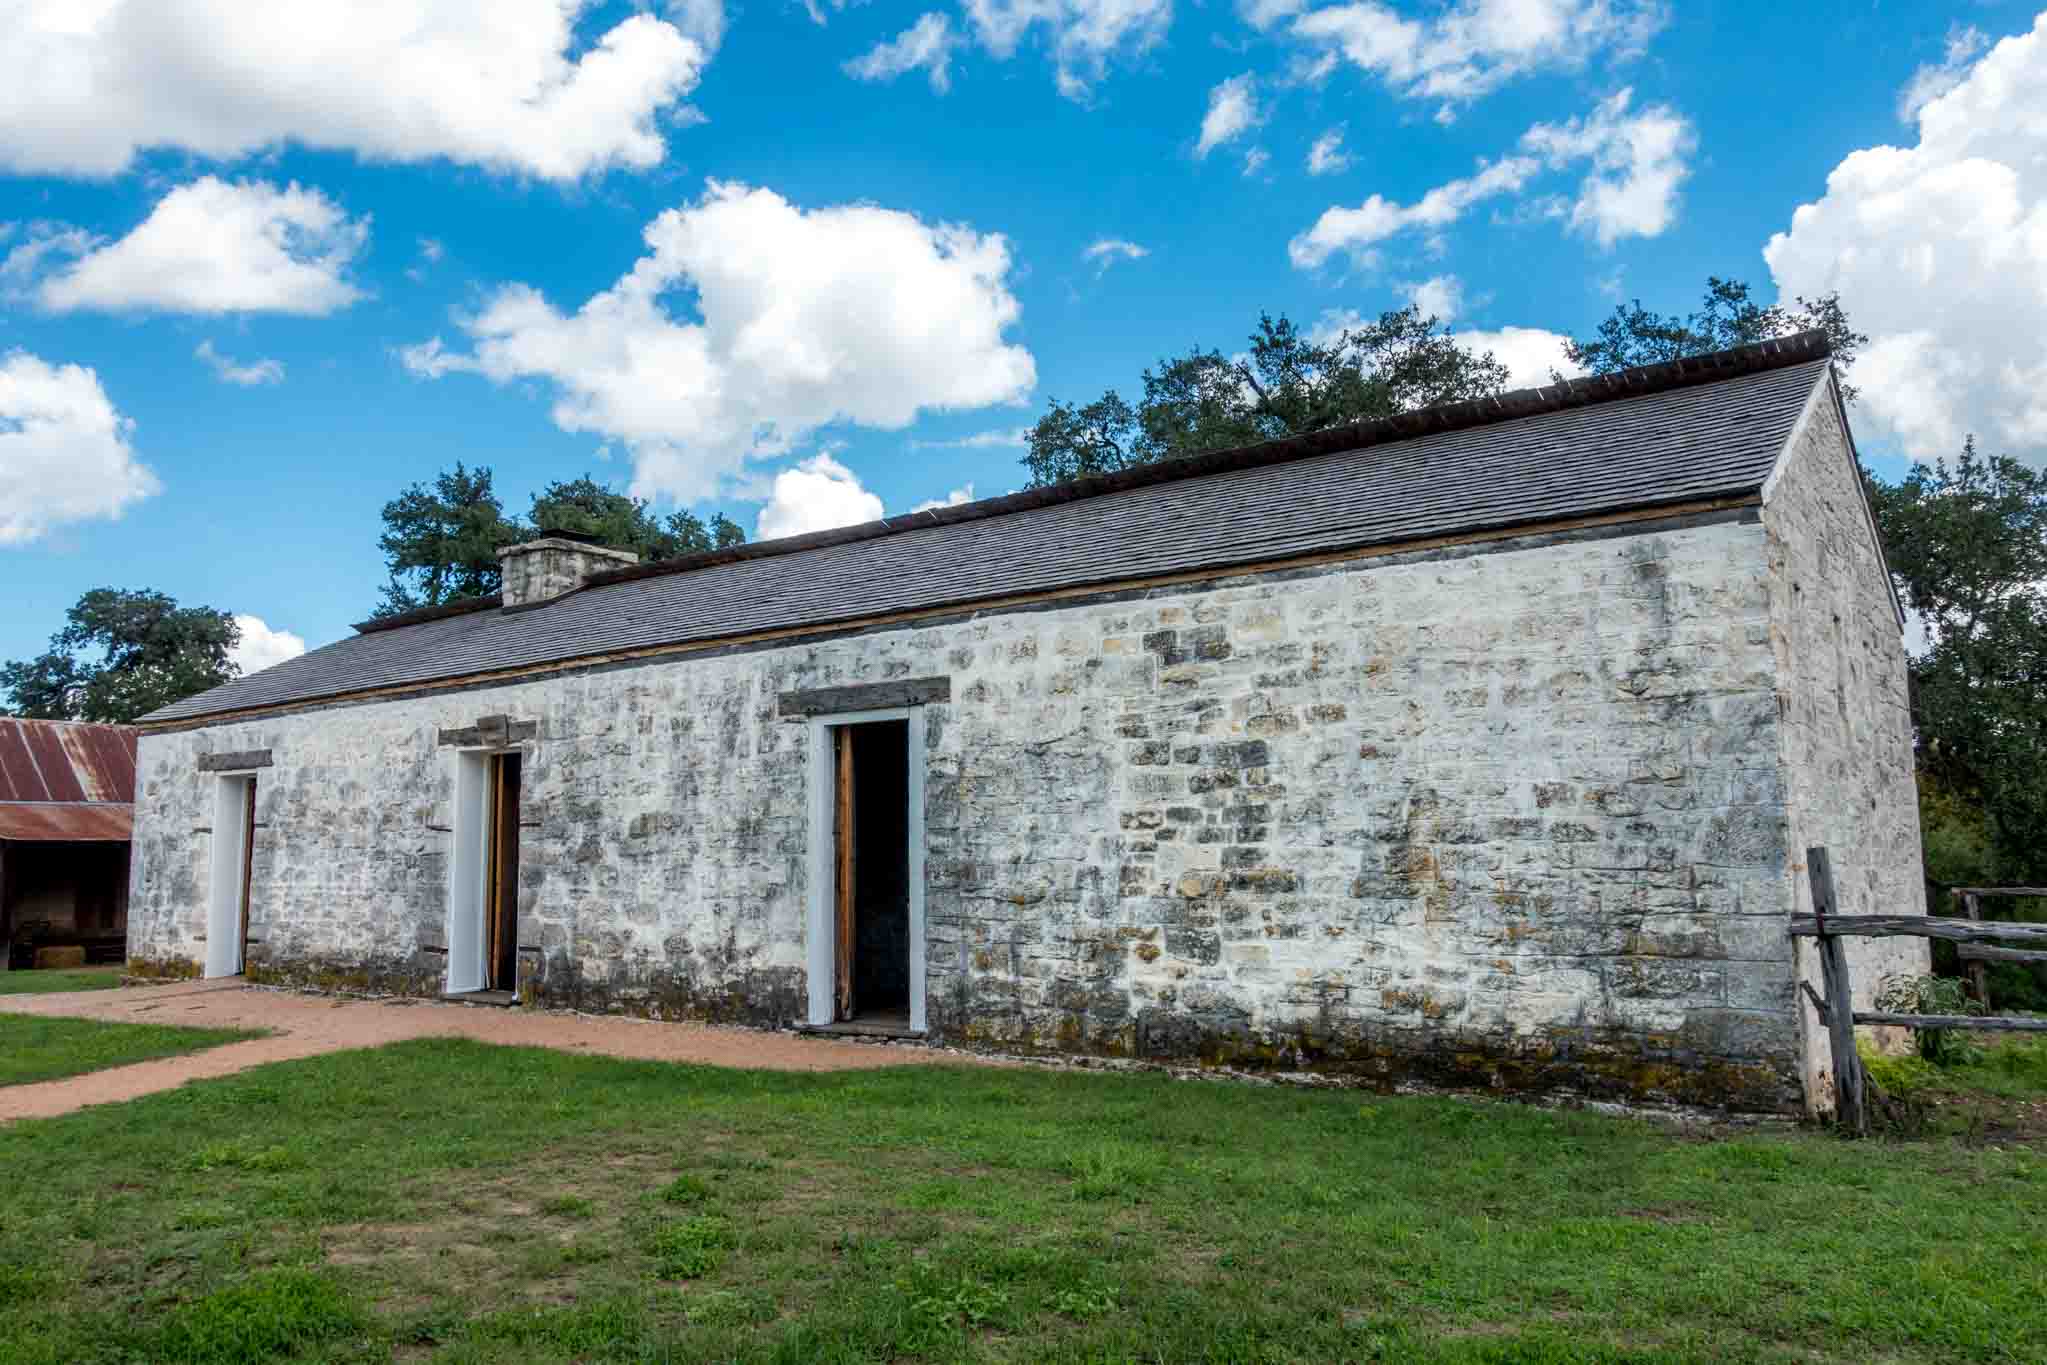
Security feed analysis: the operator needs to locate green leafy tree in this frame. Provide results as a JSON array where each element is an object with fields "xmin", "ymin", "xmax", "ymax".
[
  {"xmin": 528, "ymin": 476, "xmax": 746, "ymax": 562},
  {"xmin": 1869, "ymin": 443, "xmax": 2047, "ymax": 881},
  {"xmin": 1023, "ymin": 308, "xmax": 1511, "ymax": 487},
  {"xmin": 375, "ymin": 466, "xmax": 747, "ymax": 617},
  {"xmin": 1, "ymin": 589, "xmax": 239, "ymax": 722},
  {"xmin": 1565, "ymin": 277, "xmax": 1868, "ymax": 399},
  {"xmin": 374, "ymin": 463, "xmax": 523, "ymax": 616}
]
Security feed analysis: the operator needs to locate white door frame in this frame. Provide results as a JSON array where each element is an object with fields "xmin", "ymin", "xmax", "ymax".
[
  {"xmin": 805, "ymin": 706, "xmax": 926, "ymax": 1030},
  {"xmin": 443, "ymin": 750, "xmax": 492, "ymax": 994},
  {"xmin": 203, "ymin": 773, "xmax": 255, "ymax": 978}
]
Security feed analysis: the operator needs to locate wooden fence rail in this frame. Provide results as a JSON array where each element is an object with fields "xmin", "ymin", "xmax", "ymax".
[
  {"xmin": 1788, "ymin": 848, "xmax": 2047, "ymax": 1136},
  {"xmin": 1950, "ymin": 887, "xmax": 2047, "ymax": 1004}
]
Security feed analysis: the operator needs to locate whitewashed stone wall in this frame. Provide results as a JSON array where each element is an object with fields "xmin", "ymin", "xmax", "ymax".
[
  {"xmin": 1762, "ymin": 381, "xmax": 1930, "ymax": 1107},
  {"xmin": 131, "ymin": 424, "xmax": 1920, "ymax": 1110}
]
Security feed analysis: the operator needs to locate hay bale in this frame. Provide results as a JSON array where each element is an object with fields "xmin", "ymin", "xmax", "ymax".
[{"xmin": 34, "ymin": 946, "xmax": 86, "ymax": 970}]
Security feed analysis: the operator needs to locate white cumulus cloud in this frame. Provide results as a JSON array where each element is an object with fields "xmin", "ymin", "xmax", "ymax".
[
  {"xmin": 1282, "ymin": 0, "xmax": 1662, "ymax": 114},
  {"xmin": 1898, "ymin": 24, "xmax": 1988, "ymax": 123},
  {"xmin": 1307, "ymin": 126, "xmax": 1351, "ymax": 175},
  {"xmin": 230, "ymin": 614, "xmax": 308, "ymax": 676},
  {"xmin": 845, "ymin": 13, "xmax": 961, "ymax": 91},
  {"xmin": 912, "ymin": 483, "xmax": 978, "ymax": 512},
  {"xmin": 0, "ymin": 1, "xmax": 708, "ymax": 182},
  {"xmin": 1082, "ymin": 238, "xmax": 1148, "ymax": 271},
  {"xmin": 1452, "ymin": 325, "xmax": 1584, "ymax": 389},
  {"xmin": 35, "ymin": 178, "xmax": 368, "ymax": 317},
  {"xmin": 1764, "ymin": 14, "xmax": 2047, "ymax": 463},
  {"xmin": 1197, "ymin": 73, "xmax": 1261, "ymax": 157},
  {"xmin": 195, "ymin": 341, "xmax": 285, "ymax": 387},
  {"xmin": 404, "ymin": 181, "xmax": 1035, "ymax": 503},
  {"xmin": 756, "ymin": 454, "xmax": 886, "ymax": 540},
  {"xmin": 1519, "ymin": 89, "xmax": 1694, "ymax": 246},
  {"xmin": 1403, "ymin": 274, "xmax": 1463, "ymax": 320},
  {"xmin": 1290, "ymin": 88, "xmax": 1690, "ymax": 268},
  {"xmin": 0, "ymin": 351, "xmax": 160, "ymax": 546},
  {"xmin": 960, "ymin": 0, "xmax": 1173, "ymax": 100}
]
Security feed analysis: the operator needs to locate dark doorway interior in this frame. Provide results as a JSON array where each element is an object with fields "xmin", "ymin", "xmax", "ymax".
[
  {"xmin": 837, "ymin": 720, "xmax": 909, "ymax": 1023},
  {"xmin": 486, "ymin": 753, "xmax": 521, "ymax": 993},
  {"xmin": 236, "ymin": 775, "xmax": 256, "ymax": 974},
  {"xmin": 1, "ymin": 841, "xmax": 130, "ymax": 969}
]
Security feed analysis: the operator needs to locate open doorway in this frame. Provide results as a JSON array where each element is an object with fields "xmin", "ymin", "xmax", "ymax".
[
  {"xmin": 485, "ymin": 752, "xmax": 521, "ymax": 993},
  {"xmin": 203, "ymin": 774, "xmax": 255, "ymax": 977},
  {"xmin": 808, "ymin": 712, "xmax": 924, "ymax": 1035},
  {"xmin": 447, "ymin": 749, "xmax": 521, "ymax": 999}
]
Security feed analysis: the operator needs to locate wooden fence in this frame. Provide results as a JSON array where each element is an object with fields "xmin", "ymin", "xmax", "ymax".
[{"xmin": 1789, "ymin": 847, "xmax": 2047, "ymax": 1136}]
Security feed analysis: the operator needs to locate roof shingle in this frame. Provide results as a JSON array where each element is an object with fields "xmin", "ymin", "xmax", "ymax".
[{"xmin": 145, "ymin": 337, "xmax": 1834, "ymax": 725}]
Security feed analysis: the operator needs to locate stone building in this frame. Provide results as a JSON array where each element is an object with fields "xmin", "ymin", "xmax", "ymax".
[{"xmin": 129, "ymin": 333, "xmax": 1925, "ymax": 1114}]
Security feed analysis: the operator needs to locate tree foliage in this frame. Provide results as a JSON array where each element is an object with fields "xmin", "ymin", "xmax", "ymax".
[
  {"xmin": 1565, "ymin": 277, "xmax": 1868, "ymax": 399},
  {"xmin": 527, "ymin": 477, "xmax": 745, "ymax": 563},
  {"xmin": 374, "ymin": 463, "xmax": 523, "ymax": 617},
  {"xmin": 1023, "ymin": 308, "xmax": 1511, "ymax": 487},
  {"xmin": 1, "ymin": 588, "xmax": 239, "ymax": 723},
  {"xmin": 375, "ymin": 468, "xmax": 746, "ymax": 617},
  {"xmin": 1869, "ymin": 443, "xmax": 2047, "ymax": 879}
]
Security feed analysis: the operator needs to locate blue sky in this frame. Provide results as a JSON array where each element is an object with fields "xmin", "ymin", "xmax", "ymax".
[{"xmin": 1, "ymin": 1, "xmax": 2038, "ymax": 676}]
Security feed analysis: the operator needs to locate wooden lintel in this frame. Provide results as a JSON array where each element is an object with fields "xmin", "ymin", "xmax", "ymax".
[
  {"xmin": 197, "ymin": 749, "xmax": 272, "ymax": 772},
  {"xmin": 437, "ymin": 720, "xmax": 538, "ymax": 748},
  {"xmin": 779, "ymin": 676, "xmax": 950, "ymax": 719},
  {"xmin": 1947, "ymin": 886, "xmax": 2047, "ymax": 898}
]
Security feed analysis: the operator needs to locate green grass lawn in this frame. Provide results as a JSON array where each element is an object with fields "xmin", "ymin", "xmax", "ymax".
[
  {"xmin": 0, "ymin": 1014, "xmax": 257, "ymax": 1088},
  {"xmin": 0, "ymin": 1040, "xmax": 2042, "ymax": 1363},
  {"xmin": 0, "ymin": 965, "xmax": 125, "ymax": 996}
]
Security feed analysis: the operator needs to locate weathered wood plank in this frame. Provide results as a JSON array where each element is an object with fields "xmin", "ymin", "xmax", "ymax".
[
  {"xmin": 834, "ymin": 728, "xmax": 856, "ymax": 1024},
  {"xmin": 779, "ymin": 677, "xmax": 951, "ymax": 719},
  {"xmin": 1788, "ymin": 915, "xmax": 2047, "ymax": 944},
  {"xmin": 1945, "ymin": 887, "xmax": 2047, "ymax": 897},
  {"xmin": 436, "ymin": 720, "xmax": 537, "ymax": 748},
  {"xmin": 197, "ymin": 749, "xmax": 273, "ymax": 772},
  {"xmin": 1809, "ymin": 848, "xmax": 1866, "ymax": 1137},
  {"xmin": 1854, "ymin": 1011, "xmax": 2047, "ymax": 1034},
  {"xmin": 1958, "ymin": 943, "xmax": 2047, "ymax": 965}
]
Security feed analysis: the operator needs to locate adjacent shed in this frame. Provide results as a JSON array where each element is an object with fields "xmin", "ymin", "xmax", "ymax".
[{"xmin": 0, "ymin": 718, "xmax": 137, "ymax": 969}]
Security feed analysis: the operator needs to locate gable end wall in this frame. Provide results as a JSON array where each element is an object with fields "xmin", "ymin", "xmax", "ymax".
[{"xmin": 1761, "ymin": 378, "xmax": 1930, "ymax": 1113}]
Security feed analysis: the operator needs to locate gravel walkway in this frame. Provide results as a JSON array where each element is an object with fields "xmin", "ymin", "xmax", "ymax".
[{"xmin": 0, "ymin": 980, "xmax": 979, "ymax": 1123}]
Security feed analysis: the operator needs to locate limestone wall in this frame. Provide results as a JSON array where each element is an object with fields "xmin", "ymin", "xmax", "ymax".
[
  {"xmin": 1760, "ymin": 377, "xmax": 1930, "ymax": 1111},
  {"xmin": 132, "ymin": 512, "xmax": 1811, "ymax": 1109}
]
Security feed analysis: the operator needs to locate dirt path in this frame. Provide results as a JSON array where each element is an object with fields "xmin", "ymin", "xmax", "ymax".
[{"xmin": 0, "ymin": 981, "xmax": 983, "ymax": 1123}]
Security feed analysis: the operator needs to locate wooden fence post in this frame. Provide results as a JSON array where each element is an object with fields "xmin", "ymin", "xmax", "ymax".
[
  {"xmin": 1809, "ymin": 847, "xmax": 1867, "ymax": 1136},
  {"xmin": 1959, "ymin": 890, "xmax": 1991, "ymax": 1007}
]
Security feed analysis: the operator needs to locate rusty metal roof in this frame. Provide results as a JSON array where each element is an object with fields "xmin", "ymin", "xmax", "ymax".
[
  {"xmin": 0, "ymin": 719, "xmax": 136, "ymax": 841},
  {"xmin": 0, "ymin": 803, "xmax": 132, "ymax": 842}
]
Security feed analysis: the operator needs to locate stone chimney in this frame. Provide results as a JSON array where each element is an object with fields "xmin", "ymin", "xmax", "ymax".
[{"xmin": 497, "ymin": 529, "xmax": 638, "ymax": 609}]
